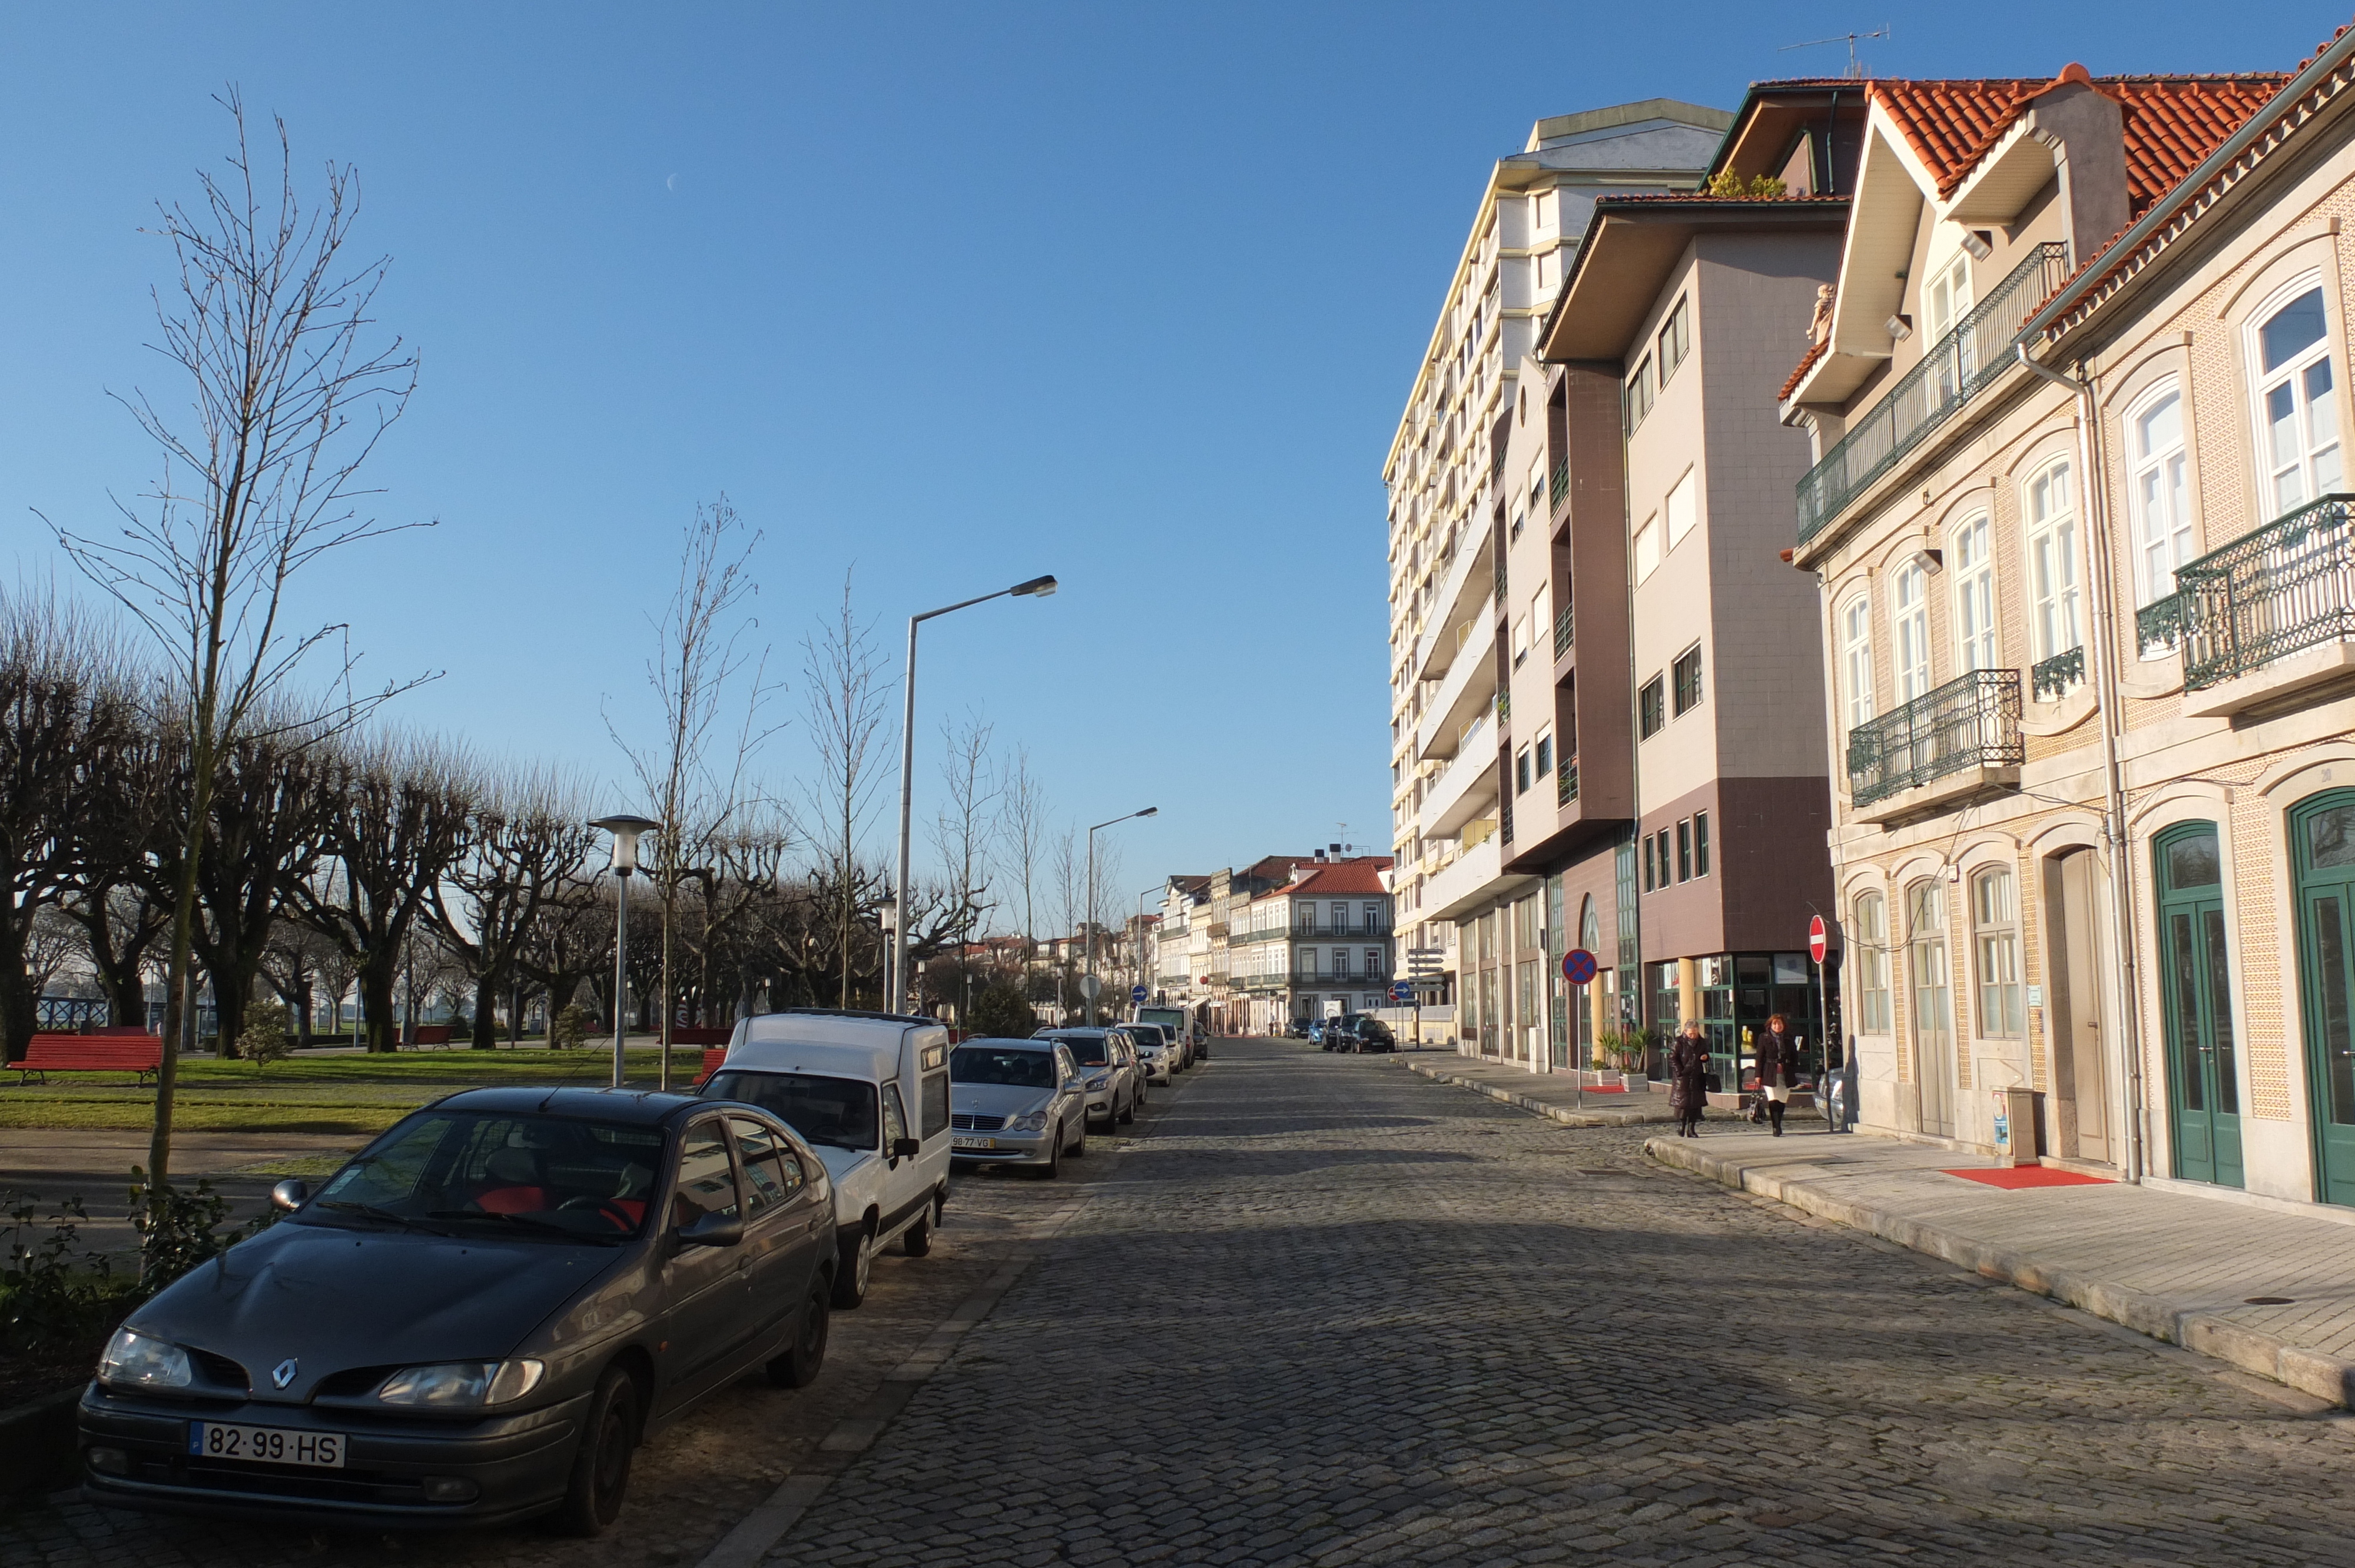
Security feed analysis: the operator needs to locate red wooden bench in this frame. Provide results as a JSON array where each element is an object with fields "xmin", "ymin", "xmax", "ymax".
[
  {"xmin": 14, "ymin": 1032, "xmax": 164, "ymax": 1085},
  {"xmin": 668, "ymin": 1026, "xmax": 734, "ymax": 1047},
  {"xmin": 409, "ymin": 1025, "xmax": 452, "ymax": 1048}
]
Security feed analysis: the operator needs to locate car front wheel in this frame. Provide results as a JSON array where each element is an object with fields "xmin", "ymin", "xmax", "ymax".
[
  {"xmin": 550, "ymin": 1365, "xmax": 638, "ymax": 1537},
  {"xmin": 831, "ymin": 1227, "xmax": 874, "ymax": 1308}
]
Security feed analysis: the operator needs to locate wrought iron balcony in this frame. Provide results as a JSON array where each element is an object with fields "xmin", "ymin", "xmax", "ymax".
[
  {"xmin": 2137, "ymin": 592, "xmax": 2187, "ymax": 657},
  {"xmin": 2177, "ymin": 494, "xmax": 2355, "ymax": 691},
  {"xmin": 1554, "ymin": 602, "xmax": 1574, "ymax": 658},
  {"xmin": 1846, "ymin": 669, "xmax": 2024, "ymax": 809},
  {"xmin": 1796, "ymin": 244, "xmax": 2071, "ymax": 545},
  {"xmin": 2031, "ymin": 645, "xmax": 2084, "ymax": 701},
  {"xmin": 1557, "ymin": 756, "xmax": 1578, "ymax": 805}
]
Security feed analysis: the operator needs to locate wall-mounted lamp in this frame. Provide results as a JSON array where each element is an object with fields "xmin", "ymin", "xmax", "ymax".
[
  {"xmin": 1961, "ymin": 230, "xmax": 1995, "ymax": 261},
  {"xmin": 1909, "ymin": 547, "xmax": 1945, "ymax": 576},
  {"xmin": 1886, "ymin": 313, "xmax": 1914, "ymax": 342}
]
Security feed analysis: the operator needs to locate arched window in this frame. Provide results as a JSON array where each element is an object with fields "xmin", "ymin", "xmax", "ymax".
[
  {"xmin": 1893, "ymin": 562, "xmax": 1931, "ymax": 702},
  {"xmin": 1852, "ymin": 890, "xmax": 1890, "ymax": 1032},
  {"xmin": 1951, "ymin": 513, "xmax": 1996, "ymax": 672},
  {"xmin": 1840, "ymin": 595, "xmax": 1874, "ymax": 730},
  {"xmin": 1971, "ymin": 866, "xmax": 2023, "ymax": 1038},
  {"xmin": 2130, "ymin": 381, "xmax": 2195, "ymax": 607},
  {"xmin": 2255, "ymin": 282, "xmax": 2342, "ymax": 514},
  {"xmin": 2025, "ymin": 460, "xmax": 2082, "ymax": 664}
]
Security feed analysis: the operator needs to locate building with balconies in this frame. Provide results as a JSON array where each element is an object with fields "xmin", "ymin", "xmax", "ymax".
[
  {"xmin": 1781, "ymin": 61, "xmax": 2306, "ymax": 1177},
  {"xmin": 1387, "ymin": 100, "xmax": 1730, "ymax": 1034}
]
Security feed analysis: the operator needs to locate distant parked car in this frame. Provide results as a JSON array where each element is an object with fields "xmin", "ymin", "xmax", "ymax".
[
  {"xmin": 947, "ymin": 1039, "xmax": 1089, "ymax": 1178},
  {"xmin": 1120, "ymin": 1024, "xmax": 1174, "ymax": 1086},
  {"xmin": 1345, "ymin": 1016, "xmax": 1397, "ymax": 1054},
  {"xmin": 1033, "ymin": 1028, "xmax": 1140, "ymax": 1131},
  {"xmin": 1285, "ymin": 1018, "xmax": 1313, "ymax": 1040}
]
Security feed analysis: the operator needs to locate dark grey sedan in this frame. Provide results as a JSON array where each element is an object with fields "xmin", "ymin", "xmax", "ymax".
[{"xmin": 78, "ymin": 1087, "xmax": 836, "ymax": 1535}]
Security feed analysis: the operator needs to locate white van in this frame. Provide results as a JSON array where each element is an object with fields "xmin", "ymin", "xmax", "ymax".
[{"xmin": 701, "ymin": 1010, "xmax": 952, "ymax": 1309}]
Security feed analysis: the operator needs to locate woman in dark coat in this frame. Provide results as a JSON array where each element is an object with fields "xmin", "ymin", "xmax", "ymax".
[
  {"xmin": 1754, "ymin": 1014, "xmax": 1800, "ymax": 1137},
  {"xmin": 1669, "ymin": 1022, "xmax": 1709, "ymax": 1137}
]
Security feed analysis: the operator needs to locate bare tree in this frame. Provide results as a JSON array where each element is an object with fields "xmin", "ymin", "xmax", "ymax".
[
  {"xmin": 996, "ymin": 746, "xmax": 1049, "ymax": 959},
  {"xmin": 608, "ymin": 497, "xmax": 778, "ymax": 1081},
  {"xmin": 46, "ymin": 94, "xmax": 423, "ymax": 1208},
  {"xmin": 800, "ymin": 574, "xmax": 890, "ymax": 1009},
  {"xmin": 926, "ymin": 712, "xmax": 997, "ymax": 1021},
  {"xmin": 430, "ymin": 767, "xmax": 598, "ymax": 1050}
]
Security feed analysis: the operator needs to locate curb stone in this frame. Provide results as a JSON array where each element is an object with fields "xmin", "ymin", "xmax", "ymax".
[
  {"xmin": 1399, "ymin": 1057, "xmax": 1676, "ymax": 1128},
  {"xmin": 1644, "ymin": 1132, "xmax": 2355, "ymax": 1408}
]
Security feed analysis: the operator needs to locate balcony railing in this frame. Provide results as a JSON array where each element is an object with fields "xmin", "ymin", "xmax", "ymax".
[
  {"xmin": 1493, "ymin": 560, "xmax": 1507, "ymax": 605},
  {"xmin": 1846, "ymin": 668, "xmax": 2024, "ymax": 809},
  {"xmin": 2177, "ymin": 494, "xmax": 2355, "ymax": 691},
  {"xmin": 1554, "ymin": 602, "xmax": 1574, "ymax": 658},
  {"xmin": 1796, "ymin": 243, "xmax": 2071, "ymax": 544},
  {"xmin": 1501, "ymin": 801, "xmax": 1515, "ymax": 842},
  {"xmin": 1495, "ymin": 690, "xmax": 1510, "ymax": 725},
  {"xmin": 1557, "ymin": 756, "xmax": 1578, "ymax": 805},
  {"xmin": 2137, "ymin": 592, "xmax": 2187, "ymax": 656},
  {"xmin": 2030, "ymin": 645, "xmax": 2084, "ymax": 701},
  {"xmin": 1549, "ymin": 459, "xmax": 1569, "ymax": 510}
]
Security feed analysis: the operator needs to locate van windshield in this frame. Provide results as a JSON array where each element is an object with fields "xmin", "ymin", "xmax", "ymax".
[{"xmin": 704, "ymin": 1071, "xmax": 878, "ymax": 1152}]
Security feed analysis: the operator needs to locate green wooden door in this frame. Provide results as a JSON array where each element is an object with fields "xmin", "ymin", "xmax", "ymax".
[
  {"xmin": 2295, "ymin": 794, "xmax": 2355, "ymax": 1205},
  {"xmin": 2155, "ymin": 825, "xmax": 2242, "ymax": 1187}
]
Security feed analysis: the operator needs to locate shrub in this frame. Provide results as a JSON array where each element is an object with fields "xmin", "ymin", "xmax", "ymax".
[
  {"xmin": 966, "ymin": 983, "xmax": 1037, "ymax": 1040},
  {"xmin": 239, "ymin": 998, "xmax": 291, "ymax": 1066},
  {"xmin": 1705, "ymin": 170, "xmax": 1787, "ymax": 198},
  {"xmin": 1, "ymin": 1194, "xmax": 132, "ymax": 1357}
]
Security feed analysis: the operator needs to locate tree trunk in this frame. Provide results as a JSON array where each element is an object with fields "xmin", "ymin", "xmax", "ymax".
[
  {"xmin": 473, "ymin": 975, "xmax": 499, "ymax": 1049},
  {"xmin": 0, "ymin": 911, "xmax": 35, "ymax": 1064},
  {"xmin": 360, "ymin": 955, "xmax": 400, "ymax": 1053}
]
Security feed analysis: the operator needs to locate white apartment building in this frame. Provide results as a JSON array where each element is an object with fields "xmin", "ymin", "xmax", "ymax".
[{"xmin": 1385, "ymin": 101, "xmax": 1730, "ymax": 1011}]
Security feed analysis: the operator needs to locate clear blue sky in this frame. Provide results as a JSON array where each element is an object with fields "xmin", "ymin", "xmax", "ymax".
[{"xmin": 0, "ymin": 3, "xmax": 2327, "ymax": 902}]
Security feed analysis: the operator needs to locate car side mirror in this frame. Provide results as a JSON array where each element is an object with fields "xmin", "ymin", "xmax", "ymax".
[
  {"xmin": 678, "ymin": 1210, "xmax": 744, "ymax": 1248},
  {"xmin": 269, "ymin": 1178, "xmax": 307, "ymax": 1212},
  {"xmin": 893, "ymin": 1137, "xmax": 922, "ymax": 1160}
]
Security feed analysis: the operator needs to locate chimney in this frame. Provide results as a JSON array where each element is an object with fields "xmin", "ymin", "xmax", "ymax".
[
  {"xmin": 2025, "ymin": 65, "xmax": 2128, "ymax": 271},
  {"xmin": 1329, "ymin": 842, "xmax": 1343, "ymax": 856}
]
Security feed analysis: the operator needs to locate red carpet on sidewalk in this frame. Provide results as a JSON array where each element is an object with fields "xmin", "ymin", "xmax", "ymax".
[{"xmin": 1941, "ymin": 1167, "xmax": 2114, "ymax": 1190}]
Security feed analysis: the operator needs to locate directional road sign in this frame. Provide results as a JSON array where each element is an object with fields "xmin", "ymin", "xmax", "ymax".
[
  {"xmin": 1561, "ymin": 948, "xmax": 1598, "ymax": 986},
  {"xmin": 1390, "ymin": 982, "xmax": 1415, "ymax": 1002},
  {"xmin": 1130, "ymin": 984, "xmax": 1149, "ymax": 1004}
]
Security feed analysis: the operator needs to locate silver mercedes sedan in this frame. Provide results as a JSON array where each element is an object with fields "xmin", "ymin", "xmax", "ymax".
[{"xmin": 947, "ymin": 1040, "xmax": 1089, "ymax": 1180}]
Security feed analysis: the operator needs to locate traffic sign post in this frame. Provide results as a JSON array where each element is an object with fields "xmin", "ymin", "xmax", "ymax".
[
  {"xmin": 1561, "ymin": 948, "xmax": 1597, "ymax": 987},
  {"xmin": 1130, "ymin": 984, "xmax": 1149, "ymax": 1006},
  {"xmin": 1807, "ymin": 913, "xmax": 1843, "ymax": 1132}
]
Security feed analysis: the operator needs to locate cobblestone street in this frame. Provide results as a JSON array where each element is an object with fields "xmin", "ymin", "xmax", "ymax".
[{"xmin": 16, "ymin": 1038, "xmax": 2355, "ymax": 1566}]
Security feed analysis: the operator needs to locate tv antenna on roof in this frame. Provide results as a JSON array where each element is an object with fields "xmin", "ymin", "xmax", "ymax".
[{"xmin": 1779, "ymin": 24, "xmax": 1890, "ymax": 79}]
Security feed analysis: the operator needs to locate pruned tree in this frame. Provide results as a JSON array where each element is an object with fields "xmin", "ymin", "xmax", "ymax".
[
  {"xmin": 45, "ymin": 93, "xmax": 423, "ymax": 1207},
  {"xmin": 430, "ymin": 768, "xmax": 598, "ymax": 1050},
  {"xmin": 800, "ymin": 573, "xmax": 890, "ymax": 1009},
  {"xmin": 996, "ymin": 745, "xmax": 1049, "ymax": 962},
  {"xmin": 926, "ymin": 712, "xmax": 997, "ymax": 1023},
  {"xmin": 514, "ymin": 876, "xmax": 611, "ymax": 1042}
]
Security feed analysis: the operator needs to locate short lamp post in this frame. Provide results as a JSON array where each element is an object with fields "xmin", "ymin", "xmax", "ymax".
[
  {"xmin": 1084, "ymin": 808, "xmax": 1157, "ymax": 1025},
  {"xmin": 888, "ymin": 573, "xmax": 1058, "ymax": 1014},
  {"xmin": 591, "ymin": 814, "xmax": 659, "ymax": 1089}
]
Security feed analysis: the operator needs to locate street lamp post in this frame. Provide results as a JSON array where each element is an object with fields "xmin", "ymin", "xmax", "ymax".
[
  {"xmin": 888, "ymin": 574, "xmax": 1059, "ymax": 1015},
  {"xmin": 591, "ymin": 814, "xmax": 659, "ymax": 1089},
  {"xmin": 1084, "ymin": 808, "xmax": 1157, "ymax": 1025}
]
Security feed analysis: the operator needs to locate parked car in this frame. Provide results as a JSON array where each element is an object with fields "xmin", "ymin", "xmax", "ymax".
[
  {"xmin": 1337, "ymin": 1015, "xmax": 1397, "ymax": 1054},
  {"xmin": 947, "ymin": 1039, "xmax": 1089, "ymax": 1178},
  {"xmin": 1123, "ymin": 1024, "xmax": 1175, "ymax": 1085},
  {"xmin": 700, "ymin": 1009, "xmax": 952, "ymax": 1308},
  {"xmin": 79, "ymin": 1088, "xmax": 834, "ymax": 1536},
  {"xmin": 1285, "ymin": 1018, "xmax": 1314, "ymax": 1040},
  {"xmin": 1033, "ymin": 1027, "xmax": 1140, "ymax": 1130}
]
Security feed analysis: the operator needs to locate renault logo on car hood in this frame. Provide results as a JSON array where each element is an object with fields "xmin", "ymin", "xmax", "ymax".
[{"xmin": 271, "ymin": 1358, "xmax": 298, "ymax": 1390}]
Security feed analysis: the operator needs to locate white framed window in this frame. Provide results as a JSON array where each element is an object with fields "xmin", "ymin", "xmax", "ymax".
[
  {"xmin": 2129, "ymin": 380, "xmax": 2195, "ymax": 608},
  {"xmin": 2025, "ymin": 460, "xmax": 2082, "ymax": 663},
  {"xmin": 1666, "ymin": 468, "xmax": 1699, "ymax": 547},
  {"xmin": 1853, "ymin": 891, "xmax": 1890, "ymax": 1032},
  {"xmin": 1634, "ymin": 514, "xmax": 1660, "ymax": 582},
  {"xmin": 1971, "ymin": 866, "xmax": 2024, "ymax": 1038},
  {"xmin": 1626, "ymin": 354, "xmax": 1656, "ymax": 432},
  {"xmin": 1510, "ymin": 615, "xmax": 1528, "ymax": 666},
  {"xmin": 2253, "ymin": 280, "xmax": 2343, "ymax": 514},
  {"xmin": 1893, "ymin": 561, "xmax": 1931, "ymax": 701},
  {"xmin": 1951, "ymin": 512, "xmax": 1996, "ymax": 672},
  {"xmin": 1840, "ymin": 594, "xmax": 1874, "ymax": 731},
  {"xmin": 1657, "ymin": 295, "xmax": 1691, "ymax": 386},
  {"xmin": 1527, "ymin": 457, "xmax": 1545, "ymax": 511},
  {"xmin": 1925, "ymin": 250, "xmax": 1973, "ymax": 341}
]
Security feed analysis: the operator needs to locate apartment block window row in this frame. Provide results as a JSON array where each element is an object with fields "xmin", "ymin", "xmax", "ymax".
[
  {"xmin": 1638, "ymin": 811, "xmax": 1710, "ymax": 893},
  {"xmin": 1671, "ymin": 644, "xmax": 1703, "ymax": 715}
]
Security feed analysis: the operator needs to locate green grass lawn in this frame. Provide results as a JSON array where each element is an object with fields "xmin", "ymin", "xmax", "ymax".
[{"xmin": 0, "ymin": 1048, "xmax": 707, "ymax": 1134}]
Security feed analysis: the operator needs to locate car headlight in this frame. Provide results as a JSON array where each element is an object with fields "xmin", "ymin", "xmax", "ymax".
[
  {"xmin": 377, "ymin": 1358, "xmax": 545, "ymax": 1408},
  {"xmin": 1084, "ymin": 1073, "xmax": 1110, "ymax": 1090},
  {"xmin": 1008, "ymin": 1111, "xmax": 1049, "ymax": 1131},
  {"xmin": 98, "ymin": 1326, "xmax": 191, "ymax": 1391}
]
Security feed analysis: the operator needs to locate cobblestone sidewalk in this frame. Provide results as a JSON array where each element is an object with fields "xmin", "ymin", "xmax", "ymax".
[{"xmin": 1648, "ymin": 1124, "xmax": 2355, "ymax": 1408}]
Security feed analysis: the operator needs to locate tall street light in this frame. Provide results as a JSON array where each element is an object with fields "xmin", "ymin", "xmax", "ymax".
[
  {"xmin": 888, "ymin": 574, "xmax": 1058, "ymax": 1015},
  {"xmin": 1085, "ymin": 808, "xmax": 1157, "ymax": 1025},
  {"xmin": 591, "ymin": 814, "xmax": 659, "ymax": 1089}
]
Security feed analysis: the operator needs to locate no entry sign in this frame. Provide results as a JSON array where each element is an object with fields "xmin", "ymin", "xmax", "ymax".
[
  {"xmin": 1809, "ymin": 915, "xmax": 1829, "ymax": 964},
  {"xmin": 1561, "ymin": 948, "xmax": 1598, "ymax": 986}
]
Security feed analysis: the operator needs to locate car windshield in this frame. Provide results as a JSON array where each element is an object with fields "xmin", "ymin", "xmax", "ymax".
[
  {"xmin": 704, "ymin": 1070, "xmax": 880, "ymax": 1151},
  {"xmin": 1043, "ymin": 1034, "xmax": 1110, "ymax": 1065},
  {"xmin": 1137, "ymin": 1010, "xmax": 1183, "ymax": 1031},
  {"xmin": 307, "ymin": 1111, "xmax": 666, "ymax": 1242},
  {"xmin": 952, "ymin": 1046, "xmax": 1056, "ymax": 1088}
]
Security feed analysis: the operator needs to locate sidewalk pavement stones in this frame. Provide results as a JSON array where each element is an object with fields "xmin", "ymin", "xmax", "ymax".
[
  {"xmin": 1395, "ymin": 1051, "xmax": 1680, "ymax": 1128},
  {"xmin": 1646, "ymin": 1124, "xmax": 2355, "ymax": 1408}
]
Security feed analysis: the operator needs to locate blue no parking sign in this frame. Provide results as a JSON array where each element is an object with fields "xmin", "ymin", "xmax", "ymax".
[{"xmin": 1562, "ymin": 948, "xmax": 1598, "ymax": 986}]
